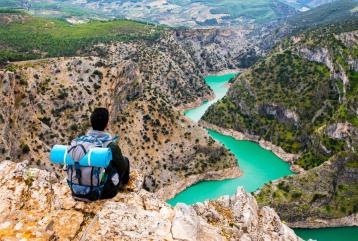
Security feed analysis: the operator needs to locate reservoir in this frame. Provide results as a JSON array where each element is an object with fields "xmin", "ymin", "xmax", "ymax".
[
  {"xmin": 168, "ymin": 73, "xmax": 358, "ymax": 241},
  {"xmin": 168, "ymin": 73, "xmax": 293, "ymax": 205}
]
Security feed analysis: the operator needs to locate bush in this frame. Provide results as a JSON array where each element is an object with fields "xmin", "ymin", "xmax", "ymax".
[
  {"xmin": 291, "ymin": 191, "xmax": 302, "ymax": 199},
  {"xmin": 21, "ymin": 144, "xmax": 30, "ymax": 154}
]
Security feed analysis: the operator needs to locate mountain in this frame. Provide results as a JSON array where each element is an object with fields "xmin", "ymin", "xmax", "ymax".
[
  {"xmin": 0, "ymin": 10, "xmax": 164, "ymax": 65},
  {"xmin": 1, "ymin": 0, "xmax": 297, "ymax": 27},
  {"xmin": 286, "ymin": 0, "xmax": 358, "ymax": 32},
  {"xmin": 0, "ymin": 10, "xmax": 273, "ymax": 72},
  {"xmin": 282, "ymin": 0, "xmax": 337, "ymax": 10},
  {"xmin": 2, "ymin": 0, "xmax": 348, "ymax": 28},
  {"xmin": 202, "ymin": 18, "xmax": 358, "ymax": 224}
]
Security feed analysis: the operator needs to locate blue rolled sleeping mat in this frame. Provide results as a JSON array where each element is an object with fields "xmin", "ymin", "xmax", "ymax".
[{"xmin": 50, "ymin": 145, "xmax": 112, "ymax": 167}]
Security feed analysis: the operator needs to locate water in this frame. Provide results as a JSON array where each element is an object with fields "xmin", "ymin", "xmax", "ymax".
[
  {"xmin": 184, "ymin": 73, "xmax": 236, "ymax": 122},
  {"xmin": 294, "ymin": 227, "xmax": 358, "ymax": 241},
  {"xmin": 168, "ymin": 73, "xmax": 358, "ymax": 241},
  {"xmin": 168, "ymin": 73, "xmax": 293, "ymax": 205},
  {"xmin": 167, "ymin": 129, "xmax": 294, "ymax": 205}
]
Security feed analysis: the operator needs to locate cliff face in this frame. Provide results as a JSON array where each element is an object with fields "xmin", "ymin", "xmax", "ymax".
[
  {"xmin": 174, "ymin": 28, "xmax": 262, "ymax": 72},
  {"xmin": 202, "ymin": 22, "xmax": 358, "ymax": 224},
  {"xmin": 0, "ymin": 34, "xmax": 239, "ymax": 196},
  {"xmin": 0, "ymin": 160, "xmax": 302, "ymax": 241}
]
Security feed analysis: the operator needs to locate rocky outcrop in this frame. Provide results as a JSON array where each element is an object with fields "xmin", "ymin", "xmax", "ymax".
[
  {"xmin": 0, "ymin": 160, "xmax": 302, "ymax": 241},
  {"xmin": 93, "ymin": 32, "xmax": 214, "ymax": 107},
  {"xmin": 0, "ymin": 12, "xmax": 27, "ymax": 25},
  {"xmin": 259, "ymin": 104, "xmax": 300, "ymax": 127},
  {"xmin": 174, "ymin": 29, "xmax": 262, "ymax": 73},
  {"xmin": 325, "ymin": 122, "xmax": 358, "ymax": 140},
  {"xmin": 289, "ymin": 213, "xmax": 358, "ymax": 228}
]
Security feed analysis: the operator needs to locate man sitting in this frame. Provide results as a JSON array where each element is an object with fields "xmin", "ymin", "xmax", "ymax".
[{"xmin": 67, "ymin": 107, "xmax": 130, "ymax": 201}]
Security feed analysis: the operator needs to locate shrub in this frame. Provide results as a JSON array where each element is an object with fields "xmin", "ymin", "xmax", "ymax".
[
  {"xmin": 21, "ymin": 144, "xmax": 30, "ymax": 154},
  {"xmin": 291, "ymin": 191, "xmax": 302, "ymax": 199}
]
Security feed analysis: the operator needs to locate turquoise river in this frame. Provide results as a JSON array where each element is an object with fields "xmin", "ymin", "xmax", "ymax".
[{"xmin": 167, "ymin": 73, "xmax": 358, "ymax": 241}]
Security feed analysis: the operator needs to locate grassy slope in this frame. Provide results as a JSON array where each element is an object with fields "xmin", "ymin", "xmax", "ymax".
[{"xmin": 0, "ymin": 11, "xmax": 163, "ymax": 64}]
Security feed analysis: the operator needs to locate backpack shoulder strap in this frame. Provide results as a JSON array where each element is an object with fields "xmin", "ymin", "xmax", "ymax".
[{"xmin": 67, "ymin": 143, "xmax": 87, "ymax": 155}]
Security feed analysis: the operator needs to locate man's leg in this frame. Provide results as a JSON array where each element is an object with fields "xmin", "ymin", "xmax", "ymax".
[
  {"xmin": 122, "ymin": 157, "xmax": 130, "ymax": 184},
  {"xmin": 108, "ymin": 142, "xmax": 130, "ymax": 185},
  {"xmin": 101, "ymin": 168, "xmax": 120, "ymax": 199}
]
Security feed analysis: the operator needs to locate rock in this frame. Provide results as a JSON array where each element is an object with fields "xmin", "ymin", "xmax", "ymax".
[
  {"xmin": 325, "ymin": 122, "xmax": 357, "ymax": 140},
  {"xmin": 0, "ymin": 160, "xmax": 302, "ymax": 241}
]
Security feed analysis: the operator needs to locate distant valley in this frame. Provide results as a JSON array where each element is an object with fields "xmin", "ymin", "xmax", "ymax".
[{"xmin": 1, "ymin": 0, "xmax": 340, "ymax": 27}]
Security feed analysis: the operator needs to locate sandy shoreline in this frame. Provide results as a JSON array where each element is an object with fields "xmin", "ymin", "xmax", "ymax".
[
  {"xmin": 288, "ymin": 213, "xmax": 358, "ymax": 228},
  {"xmin": 176, "ymin": 93, "xmax": 215, "ymax": 111},
  {"xmin": 156, "ymin": 165, "xmax": 242, "ymax": 201},
  {"xmin": 199, "ymin": 120, "xmax": 304, "ymax": 173},
  {"xmin": 206, "ymin": 68, "xmax": 245, "ymax": 76}
]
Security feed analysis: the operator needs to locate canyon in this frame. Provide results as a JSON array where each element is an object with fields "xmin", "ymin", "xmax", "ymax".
[{"xmin": 0, "ymin": 2, "xmax": 357, "ymax": 240}]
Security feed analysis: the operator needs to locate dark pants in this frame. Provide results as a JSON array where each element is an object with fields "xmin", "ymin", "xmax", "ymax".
[{"xmin": 101, "ymin": 142, "xmax": 130, "ymax": 199}]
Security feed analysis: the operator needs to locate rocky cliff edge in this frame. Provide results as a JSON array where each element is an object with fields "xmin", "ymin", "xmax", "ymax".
[{"xmin": 0, "ymin": 160, "xmax": 302, "ymax": 241}]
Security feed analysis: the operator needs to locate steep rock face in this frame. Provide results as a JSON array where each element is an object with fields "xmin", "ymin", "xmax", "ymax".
[
  {"xmin": 93, "ymin": 32, "xmax": 214, "ymax": 107},
  {"xmin": 202, "ymin": 23, "xmax": 358, "ymax": 224},
  {"xmin": 0, "ymin": 52, "xmax": 237, "ymax": 195},
  {"xmin": 174, "ymin": 29, "xmax": 261, "ymax": 72},
  {"xmin": 96, "ymin": 27, "xmax": 278, "ymax": 106},
  {"xmin": 0, "ymin": 160, "xmax": 302, "ymax": 241}
]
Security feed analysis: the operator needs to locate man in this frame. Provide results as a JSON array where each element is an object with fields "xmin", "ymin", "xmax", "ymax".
[{"xmin": 68, "ymin": 107, "xmax": 130, "ymax": 201}]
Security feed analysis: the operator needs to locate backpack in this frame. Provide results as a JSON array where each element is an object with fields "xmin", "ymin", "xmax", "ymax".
[{"xmin": 66, "ymin": 135, "xmax": 117, "ymax": 201}]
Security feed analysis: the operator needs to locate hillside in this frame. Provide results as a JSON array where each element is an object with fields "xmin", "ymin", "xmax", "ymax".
[
  {"xmin": 0, "ymin": 11, "xmax": 162, "ymax": 65},
  {"xmin": 286, "ymin": 0, "xmax": 358, "ymax": 32},
  {"xmin": 256, "ymin": 151, "xmax": 358, "ymax": 226},
  {"xmin": 202, "ymin": 20, "xmax": 358, "ymax": 223},
  {"xmin": 0, "ymin": 0, "xmax": 297, "ymax": 28}
]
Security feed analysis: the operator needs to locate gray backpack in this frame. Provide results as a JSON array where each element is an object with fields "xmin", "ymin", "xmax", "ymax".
[{"xmin": 66, "ymin": 135, "xmax": 116, "ymax": 201}]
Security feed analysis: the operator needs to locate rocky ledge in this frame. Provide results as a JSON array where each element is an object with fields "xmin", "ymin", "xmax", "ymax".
[
  {"xmin": 156, "ymin": 165, "xmax": 242, "ymax": 200},
  {"xmin": 199, "ymin": 121, "xmax": 303, "ymax": 173},
  {"xmin": 289, "ymin": 213, "xmax": 358, "ymax": 228},
  {"xmin": 0, "ymin": 160, "xmax": 302, "ymax": 241}
]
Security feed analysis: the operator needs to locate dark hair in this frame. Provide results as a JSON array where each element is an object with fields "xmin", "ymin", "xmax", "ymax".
[{"xmin": 90, "ymin": 108, "xmax": 109, "ymax": 131}]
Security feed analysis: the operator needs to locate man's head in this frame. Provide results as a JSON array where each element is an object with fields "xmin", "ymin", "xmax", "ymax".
[{"xmin": 91, "ymin": 108, "xmax": 109, "ymax": 131}]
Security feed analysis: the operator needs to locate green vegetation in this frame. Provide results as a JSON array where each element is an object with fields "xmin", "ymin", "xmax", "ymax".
[
  {"xmin": 256, "ymin": 152, "xmax": 358, "ymax": 221},
  {"xmin": 203, "ymin": 20, "xmax": 358, "ymax": 170},
  {"xmin": 0, "ymin": 12, "xmax": 163, "ymax": 65},
  {"xmin": 199, "ymin": 0, "xmax": 295, "ymax": 22},
  {"xmin": 287, "ymin": 0, "xmax": 358, "ymax": 33}
]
